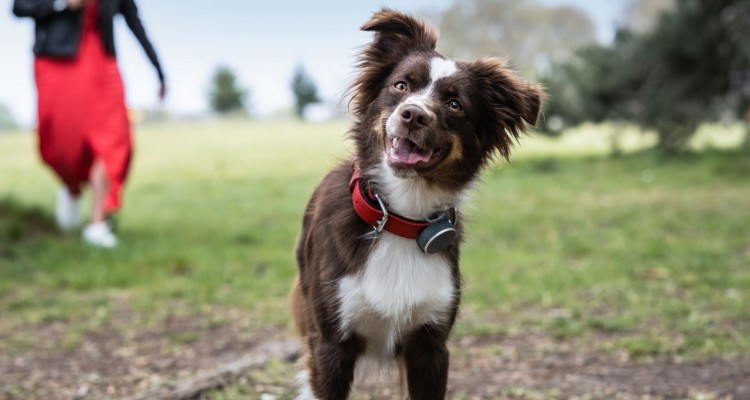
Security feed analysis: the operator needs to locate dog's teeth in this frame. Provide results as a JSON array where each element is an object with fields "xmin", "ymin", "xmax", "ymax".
[{"xmin": 392, "ymin": 138, "xmax": 398, "ymax": 147}]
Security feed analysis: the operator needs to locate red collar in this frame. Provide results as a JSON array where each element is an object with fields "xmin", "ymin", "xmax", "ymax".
[{"xmin": 349, "ymin": 167, "xmax": 431, "ymax": 239}]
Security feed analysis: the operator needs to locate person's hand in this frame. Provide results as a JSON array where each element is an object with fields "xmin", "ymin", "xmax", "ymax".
[
  {"xmin": 158, "ymin": 81, "xmax": 167, "ymax": 101},
  {"xmin": 66, "ymin": 0, "xmax": 88, "ymax": 10}
]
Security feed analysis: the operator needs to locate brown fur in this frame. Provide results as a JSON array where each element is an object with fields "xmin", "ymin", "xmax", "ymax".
[{"xmin": 291, "ymin": 9, "xmax": 543, "ymax": 400}]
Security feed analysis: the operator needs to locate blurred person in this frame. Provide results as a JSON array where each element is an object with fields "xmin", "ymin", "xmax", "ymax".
[{"xmin": 13, "ymin": 0, "xmax": 165, "ymax": 248}]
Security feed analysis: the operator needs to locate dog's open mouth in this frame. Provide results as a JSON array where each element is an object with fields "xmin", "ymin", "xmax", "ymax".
[{"xmin": 386, "ymin": 137, "xmax": 445, "ymax": 169}]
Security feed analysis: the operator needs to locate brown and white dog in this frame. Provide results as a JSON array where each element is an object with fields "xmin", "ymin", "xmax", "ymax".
[{"xmin": 291, "ymin": 9, "xmax": 542, "ymax": 400}]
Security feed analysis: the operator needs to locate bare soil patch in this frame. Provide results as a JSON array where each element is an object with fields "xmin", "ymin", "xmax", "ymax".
[{"xmin": 1, "ymin": 309, "xmax": 748, "ymax": 400}]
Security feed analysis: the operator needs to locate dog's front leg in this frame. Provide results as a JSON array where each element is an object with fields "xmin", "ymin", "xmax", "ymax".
[
  {"xmin": 403, "ymin": 325, "xmax": 450, "ymax": 400},
  {"xmin": 304, "ymin": 334, "xmax": 363, "ymax": 400}
]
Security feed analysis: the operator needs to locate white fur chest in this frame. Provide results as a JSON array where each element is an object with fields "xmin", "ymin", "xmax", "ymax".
[{"xmin": 336, "ymin": 232, "xmax": 456, "ymax": 360}]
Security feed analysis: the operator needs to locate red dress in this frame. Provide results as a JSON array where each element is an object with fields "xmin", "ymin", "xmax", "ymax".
[{"xmin": 34, "ymin": 0, "xmax": 131, "ymax": 213}]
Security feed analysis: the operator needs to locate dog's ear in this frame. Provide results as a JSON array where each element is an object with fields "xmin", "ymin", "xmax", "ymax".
[
  {"xmin": 360, "ymin": 9, "xmax": 437, "ymax": 57},
  {"xmin": 469, "ymin": 58, "xmax": 544, "ymax": 160},
  {"xmin": 349, "ymin": 9, "xmax": 438, "ymax": 116}
]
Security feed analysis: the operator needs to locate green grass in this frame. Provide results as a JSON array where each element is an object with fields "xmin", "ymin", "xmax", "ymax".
[
  {"xmin": 1, "ymin": 119, "xmax": 749, "ymax": 361},
  {"xmin": 459, "ymin": 149, "xmax": 750, "ymax": 357}
]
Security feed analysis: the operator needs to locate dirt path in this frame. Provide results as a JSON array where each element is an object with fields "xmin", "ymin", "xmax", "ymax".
[
  {"xmin": 1, "ymin": 313, "xmax": 748, "ymax": 400},
  {"xmin": 444, "ymin": 335, "xmax": 749, "ymax": 399}
]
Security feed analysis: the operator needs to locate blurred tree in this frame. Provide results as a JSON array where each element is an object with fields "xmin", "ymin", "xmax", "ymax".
[
  {"xmin": 625, "ymin": 0, "xmax": 674, "ymax": 33},
  {"xmin": 0, "ymin": 103, "xmax": 18, "ymax": 132},
  {"xmin": 209, "ymin": 66, "xmax": 248, "ymax": 115},
  {"xmin": 291, "ymin": 65, "xmax": 320, "ymax": 119},
  {"xmin": 540, "ymin": 31, "xmax": 644, "ymax": 134},
  {"xmin": 541, "ymin": 0, "xmax": 750, "ymax": 152},
  {"xmin": 437, "ymin": 0, "xmax": 596, "ymax": 76},
  {"xmin": 723, "ymin": 0, "xmax": 750, "ymax": 149}
]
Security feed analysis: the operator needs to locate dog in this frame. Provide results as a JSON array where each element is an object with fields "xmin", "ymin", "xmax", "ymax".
[{"xmin": 291, "ymin": 9, "xmax": 543, "ymax": 400}]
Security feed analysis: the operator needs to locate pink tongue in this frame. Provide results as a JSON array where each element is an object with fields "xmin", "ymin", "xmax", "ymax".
[{"xmin": 391, "ymin": 138, "xmax": 433, "ymax": 165}]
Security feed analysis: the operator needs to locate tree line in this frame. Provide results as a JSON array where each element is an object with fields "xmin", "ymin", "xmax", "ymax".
[
  {"xmin": 435, "ymin": 0, "xmax": 750, "ymax": 152},
  {"xmin": 8, "ymin": 0, "xmax": 743, "ymax": 136},
  {"xmin": 141, "ymin": 0, "xmax": 750, "ymax": 140},
  {"xmin": 539, "ymin": 0, "xmax": 750, "ymax": 152},
  {"xmin": 208, "ymin": 64, "xmax": 319, "ymax": 119}
]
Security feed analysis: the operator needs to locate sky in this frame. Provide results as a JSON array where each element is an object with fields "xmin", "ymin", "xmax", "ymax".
[{"xmin": 0, "ymin": 0, "xmax": 627, "ymax": 127}]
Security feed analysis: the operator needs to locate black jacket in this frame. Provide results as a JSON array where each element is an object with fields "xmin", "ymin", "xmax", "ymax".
[{"xmin": 13, "ymin": 0, "xmax": 164, "ymax": 82}]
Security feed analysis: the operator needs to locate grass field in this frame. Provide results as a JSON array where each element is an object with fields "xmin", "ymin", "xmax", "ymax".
[{"xmin": 1, "ymin": 120, "xmax": 749, "ymax": 398}]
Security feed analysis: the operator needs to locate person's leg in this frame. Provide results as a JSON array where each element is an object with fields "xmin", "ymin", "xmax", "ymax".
[
  {"xmin": 82, "ymin": 159, "xmax": 118, "ymax": 248},
  {"xmin": 82, "ymin": 56, "xmax": 130, "ymax": 247},
  {"xmin": 89, "ymin": 159, "xmax": 109, "ymax": 224}
]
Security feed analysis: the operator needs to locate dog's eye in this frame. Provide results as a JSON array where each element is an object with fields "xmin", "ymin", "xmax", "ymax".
[
  {"xmin": 447, "ymin": 99, "xmax": 463, "ymax": 111},
  {"xmin": 394, "ymin": 81, "xmax": 408, "ymax": 92}
]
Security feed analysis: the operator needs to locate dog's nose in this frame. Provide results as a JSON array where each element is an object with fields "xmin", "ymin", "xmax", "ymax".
[{"xmin": 400, "ymin": 105, "xmax": 430, "ymax": 131}]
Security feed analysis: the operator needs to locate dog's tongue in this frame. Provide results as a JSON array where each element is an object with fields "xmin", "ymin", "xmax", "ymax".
[{"xmin": 391, "ymin": 138, "xmax": 433, "ymax": 165}]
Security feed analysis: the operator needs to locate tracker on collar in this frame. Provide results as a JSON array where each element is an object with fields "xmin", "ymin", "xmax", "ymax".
[{"xmin": 349, "ymin": 165, "xmax": 457, "ymax": 254}]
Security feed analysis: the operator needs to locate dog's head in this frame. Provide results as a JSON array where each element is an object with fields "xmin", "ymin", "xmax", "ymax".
[{"xmin": 350, "ymin": 9, "xmax": 543, "ymax": 188}]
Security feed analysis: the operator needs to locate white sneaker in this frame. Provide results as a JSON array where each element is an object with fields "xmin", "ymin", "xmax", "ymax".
[
  {"xmin": 55, "ymin": 187, "xmax": 80, "ymax": 232},
  {"xmin": 82, "ymin": 221, "xmax": 118, "ymax": 248}
]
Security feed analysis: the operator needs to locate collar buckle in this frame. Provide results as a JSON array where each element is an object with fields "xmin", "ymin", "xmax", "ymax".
[{"xmin": 372, "ymin": 192, "xmax": 389, "ymax": 233}]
